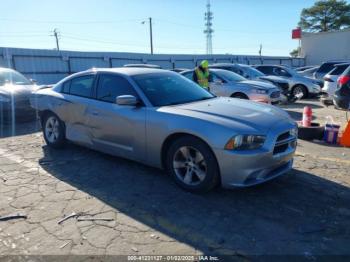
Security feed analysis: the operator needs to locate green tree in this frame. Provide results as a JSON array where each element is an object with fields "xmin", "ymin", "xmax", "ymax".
[
  {"xmin": 290, "ymin": 48, "xmax": 299, "ymax": 57},
  {"xmin": 298, "ymin": 0, "xmax": 350, "ymax": 32}
]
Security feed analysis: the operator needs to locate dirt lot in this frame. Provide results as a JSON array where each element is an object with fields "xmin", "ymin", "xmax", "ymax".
[{"xmin": 0, "ymin": 99, "xmax": 350, "ymax": 259}]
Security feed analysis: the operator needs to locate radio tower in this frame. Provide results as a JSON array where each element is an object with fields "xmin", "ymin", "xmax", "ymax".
[{"xmin": 204, "ymin": 0, "xmax": 213, "ymax": 54}]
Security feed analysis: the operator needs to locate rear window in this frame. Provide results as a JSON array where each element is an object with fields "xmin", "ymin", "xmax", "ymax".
[
  {"xmin": 342, "ymin": 66, "xmax": 350, "ymax": 76},
  {"xmin": 329, "ymin": 65, "xmax": 350, "ymax": 75},
  {"xmin": 318, "ymin": 63, "xmax": 337, "ymax": 74}
]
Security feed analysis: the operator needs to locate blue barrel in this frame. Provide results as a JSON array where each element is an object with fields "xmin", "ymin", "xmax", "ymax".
[{"xmin": 323, "ymin": 124, "xmax": 340, "ymax": 144}]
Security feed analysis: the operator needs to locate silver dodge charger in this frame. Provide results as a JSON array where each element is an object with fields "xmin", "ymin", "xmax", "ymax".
[{"xmin": 30, "ymin": 68, "xmax": 297, "ymax": 192}]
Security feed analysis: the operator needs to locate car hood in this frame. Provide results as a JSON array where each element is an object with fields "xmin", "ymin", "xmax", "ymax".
[
  {"xmin": 259, "ymin": 75, "xmax": 289, "ymax": 83},
  {"xmin": 163, "ymin": 97, "xmax": 294, "ymax": 133},
  {"xmin": 0, "ymin": 84, "xmax": 37, "ymax": 99},
  {"xmin": 239, "ymin": 80, "xmax": 277, "ymax": 90}
]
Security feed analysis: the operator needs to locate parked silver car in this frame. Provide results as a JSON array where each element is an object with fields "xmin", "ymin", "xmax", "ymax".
[
  {"xmin": 0, "ymin": 67, "xmax": 37, "ymax": 122},
  {"xmin": 30, "ymin": 68, "xmax": 297, "ymax": 192},
  {"xmin": 181, "ymin": 69, "xmax": 281, "ymax": 104},
  {"xmin": 254, "ymin": 65, "xmax": 321, "ymax": 98}
]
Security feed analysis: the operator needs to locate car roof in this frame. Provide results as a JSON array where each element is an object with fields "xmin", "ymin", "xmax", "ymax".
[
  {"xmin": 123, "ymin": 64, "xmax": 161, "ymax": 69},
  {"xmin": 82, "ymin": 67, "xmax": 170, "ymax": 76},
  {"xmin": 334, "ymin": 63, "xmax": 350, "ymax": 67},
  {"xmin": 0, "ymin": 67, "xmax": 16, "ymax": 72},
  {"xmin": 181, "ymin": 68, "xmax": 226, "ymax": 74}
]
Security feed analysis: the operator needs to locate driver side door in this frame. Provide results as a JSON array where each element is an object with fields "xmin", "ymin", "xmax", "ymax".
[
  {"xmin": 86, "ymin": 73, "xmax": 146, "ymax": 162},
  {"xmin": 209, "ymin": 72, "xmax": 227, "ymax": 96}
]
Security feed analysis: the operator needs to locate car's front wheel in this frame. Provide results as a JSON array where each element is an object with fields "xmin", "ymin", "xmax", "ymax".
[
  {"xmin": 292, "ymin": 85, "xmax": 308, "ymax": 99},
  {"xmin": 166, "ymin": 136, "xmax": 220, "ymax": 193},
  {"xmin": 42, "ymin": 113, "xmax": 65, "ymax": 148}
]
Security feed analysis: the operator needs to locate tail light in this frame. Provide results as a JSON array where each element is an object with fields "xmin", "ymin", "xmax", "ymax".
[
  {"xmin": 323, "ymin": 77, "xmax": 334, "ymax": 82},
  {"xmin": 338, "ymin": 76, "xmax": 350, "ymax": 85}
]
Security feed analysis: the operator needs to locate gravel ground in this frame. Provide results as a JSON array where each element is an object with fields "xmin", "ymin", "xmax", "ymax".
[{"xmin": 0, "ymin": 99, "xmax": 349, "ymax": 260}]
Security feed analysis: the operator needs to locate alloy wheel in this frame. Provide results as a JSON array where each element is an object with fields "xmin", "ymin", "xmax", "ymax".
[
  {"xmin": 45, "ymin": 116, "xmax": 60, "ymax": 143},
  {"xmin": 173, "ymin": 146, "xmax": 207, "ymax": 186}
]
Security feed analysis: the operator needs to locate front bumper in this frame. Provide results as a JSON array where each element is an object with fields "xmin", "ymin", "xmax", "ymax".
[
  {"xmin": 308, "ymin": 83, "xmax": 322, "ymax": 94},
  {"xmin": 249, "ymin": 92, "xmax": 281, "ymax": 104},
  {"xmin": 214, "ymin": 124, "xmax": 297, "ymax": 188}
]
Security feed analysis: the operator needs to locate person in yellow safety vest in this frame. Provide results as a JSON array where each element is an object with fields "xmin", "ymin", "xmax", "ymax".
[{"xmin": 193, "ymin": 60, "xmax": 210, "ymax": 90}]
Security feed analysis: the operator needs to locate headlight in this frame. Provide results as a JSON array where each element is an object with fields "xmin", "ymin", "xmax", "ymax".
[
  {"xmin": 253, "ymin": 88, "xmax": 268, "ymax": 94},
  {"xmin": 225, "ymin": 135, "xmax": 266, "ymax": 150},
  {"xmin": 0, "ymin": 95, "xmax": 10, "ymax": 102},
  {"xmin": 290, "ymin": 127, "xmax": 298, "ymax": 137}
]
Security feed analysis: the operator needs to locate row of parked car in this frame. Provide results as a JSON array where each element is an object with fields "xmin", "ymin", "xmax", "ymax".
[{"xmin": 1, "ymin": 60, "xmax": 350, "ymax": 124}]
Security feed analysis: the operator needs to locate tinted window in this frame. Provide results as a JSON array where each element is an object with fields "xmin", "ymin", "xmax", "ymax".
[
  {"xmin": 273, "ymin": 67, "xmax": 291, "ymax": 77},
  {"xmin": 69, "ymin": 75, "xmax": 95, "ymax": 98},
  {"xmin": 133, "ymin": 73, "xmax": 214, "ymax": 107},
  {"xmin": 182, "ymin": 71, "xmax": 194, "ymax": 80},
  {"xmin": 329, "ymin": 65, "xmax": 349, "ymax": 75},
  {"xmin": 255, "ymin": 66, "xmax": 273, "ymax": 75},
  {"xmin": 61, "ymin": 81, "xmax": 71, "ymax": 93},
  {"xmin": 215, "ymin": 70, "xmax": 246, "ymax": 82},
  {"xmin": 318, "ymin": 63, "xmax": 336, "ymax": 74},
  {"xmin": 97, "ymin": 74, "xmax": 137, "ymax": 103},
  {"xmin": 0, "ymin": 69, "xmax": 31, "ymax": 86}
]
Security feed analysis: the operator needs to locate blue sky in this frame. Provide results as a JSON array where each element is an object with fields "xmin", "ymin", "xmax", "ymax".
[{"xmin": 0, "ymin": 0, "xmax": 318, "ymax": 55}]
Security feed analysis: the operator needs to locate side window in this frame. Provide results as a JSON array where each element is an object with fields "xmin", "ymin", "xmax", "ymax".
[
  {"xmin": 61, "ymin": 81, "xmax": 71, "ymax": 93},
  {"xmin": 97, "ymin": 74, "xmax": 138, "ymax": 103},
  {"xmin": 256, "ymin": 67, "xmax": 270, "ymax": 74},
  {"xmin": 70, "ymin": 75, "xmax": 95, "ymax": 98},
  {"xmin": 274, "ymin": 68, "xmax": 291, "ymax": 77},
  {"xmin": 182, "ymin": 72, "xmax": 194, "ymax": 80}
]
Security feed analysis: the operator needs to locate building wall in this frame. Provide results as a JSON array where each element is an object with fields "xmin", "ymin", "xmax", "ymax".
[
  {"xmin": 301, "ymin": 29, "xmax": 350, "ymax": 65},
  {"xmin": 0, "ymin": 47, "xmax": 305, "ymax": 84}
]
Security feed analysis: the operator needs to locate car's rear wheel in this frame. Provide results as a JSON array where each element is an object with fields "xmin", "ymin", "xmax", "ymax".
[
  {"xmin": 231, "ymin": 93, "xmax": 249, "ymax": 99},
  {"xmin": 292, "ymin": 85, "xmax": 308, "ymax": 99},
  {"xmin": 42, "ymin": 113, "xmax": 65, "ymax": 148},
  {"xmin": 166, "ymin": 136, "xmax": 219, "ymax": 193}
]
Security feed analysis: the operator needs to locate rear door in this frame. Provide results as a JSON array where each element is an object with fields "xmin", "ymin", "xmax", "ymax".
[
  {"xmin": 57, "ymin": 74, "xmax": 96, "ymax": 145},
  {"xmin": 87, "ymin": 73, "xmax": 146, "ymax": 161}
]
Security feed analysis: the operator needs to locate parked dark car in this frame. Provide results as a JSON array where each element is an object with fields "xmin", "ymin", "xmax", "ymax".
[
  {"xmin": 0, "ymin": 67, "xmax": 38, "ymax": 122},
  {"xmin": 334, "ymin": 65, "xmax": 350, "ymax": 110},
  {"xmin": 314, "ymin": 61, "xmax": 350, "ymax": 80}
]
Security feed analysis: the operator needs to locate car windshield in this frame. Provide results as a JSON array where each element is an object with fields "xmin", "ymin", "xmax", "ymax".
[
  {"xmin": 242, "ymin": 66, "xmax": 265, "ymax": 78},
  {"xmin": 0, "ymin": 70, "xmax": 32, "ymax": 86},
  {"xmin": 132, "ymin": 73, "xmax": 215, "ymax": 107},
  {"xmin": 214, "ymin": 70, "xmax": 246, "ymax": 82}
]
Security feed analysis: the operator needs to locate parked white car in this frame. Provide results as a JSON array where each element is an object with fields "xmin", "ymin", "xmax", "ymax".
[{"xmin": 323, "ymin": 63, "xmax": 350, "ymax": 98}]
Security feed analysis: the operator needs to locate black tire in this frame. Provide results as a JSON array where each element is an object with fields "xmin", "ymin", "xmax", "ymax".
[
  {"xmin": 292, "ymin": 85, "xmax": 308, "ymax": 99},
  {"xmin": 231, "ymin": 93, "xmax": 249, "ymax": 99},
  {"xmin": 298, "ymin": 123, "xmax": 324, "ymax": 141},
  {"xmin": 42, "ymin": 112, "xmax": 66, "ymax": 148},
  {"xmin": 165, "ymin": 136, "xmax": 220, "ymax": 193}
]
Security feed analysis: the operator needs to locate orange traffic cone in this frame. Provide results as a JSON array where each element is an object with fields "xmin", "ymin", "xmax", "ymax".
[{"xmin": 340, "ymin": 120, "xmax": 350, "ymax": 147}]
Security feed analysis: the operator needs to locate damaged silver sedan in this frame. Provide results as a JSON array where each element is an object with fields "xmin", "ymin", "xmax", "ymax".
[{"xmin": 31, "ymin": 68, "xmax": 297, "ymax": 192}]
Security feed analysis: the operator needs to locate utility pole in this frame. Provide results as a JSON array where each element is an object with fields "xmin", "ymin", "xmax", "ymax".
[
  {"xmin": 52, "ymin": 28, "xmax": 60, "ymax": 51},
  {"xmin": 259, "ymin": 44, "xmax": 263, "ymax": 63},
  {"xmin": 149, "ymin": 17, "xmax": 153, "ymax": 55},
  {"xmin": 204, "ymin": 0, "xmax": 214, "ymax": 55}
]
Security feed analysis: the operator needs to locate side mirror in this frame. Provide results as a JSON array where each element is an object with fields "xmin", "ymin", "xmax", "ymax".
[
  {"xmin": 30, "ymin": 79, "xmax": 37, "ymax": 84},
  {"xmin": 116, "ymin": 95, "xmax": 139, "ymax": 106}
]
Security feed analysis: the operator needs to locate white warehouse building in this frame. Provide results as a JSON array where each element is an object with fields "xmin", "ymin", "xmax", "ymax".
[{"xmin": 301, "ymin": 28, "xmax": 350, "ymax": 65}]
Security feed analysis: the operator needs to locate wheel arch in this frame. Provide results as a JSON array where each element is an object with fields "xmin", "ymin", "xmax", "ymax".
[
  {"xmin": 292, "ymin": 84, "xmax": 309, "ymax": 97},
  {"xmin": 230, "ymin": 92, "xmax": 249, "ymax": 99},
  {"xmin": 160, "ymin": 133, "xmax": 221, "ymax": 183}
]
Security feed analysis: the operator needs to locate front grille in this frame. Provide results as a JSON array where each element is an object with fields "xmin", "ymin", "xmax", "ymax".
[
  {"xmin": 270, "ymin": 91, "xmax": 280, "ymax": 99},
  {"xmin": 273, "ymin": 130, "xmax": 296, "ymax": 155}
]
